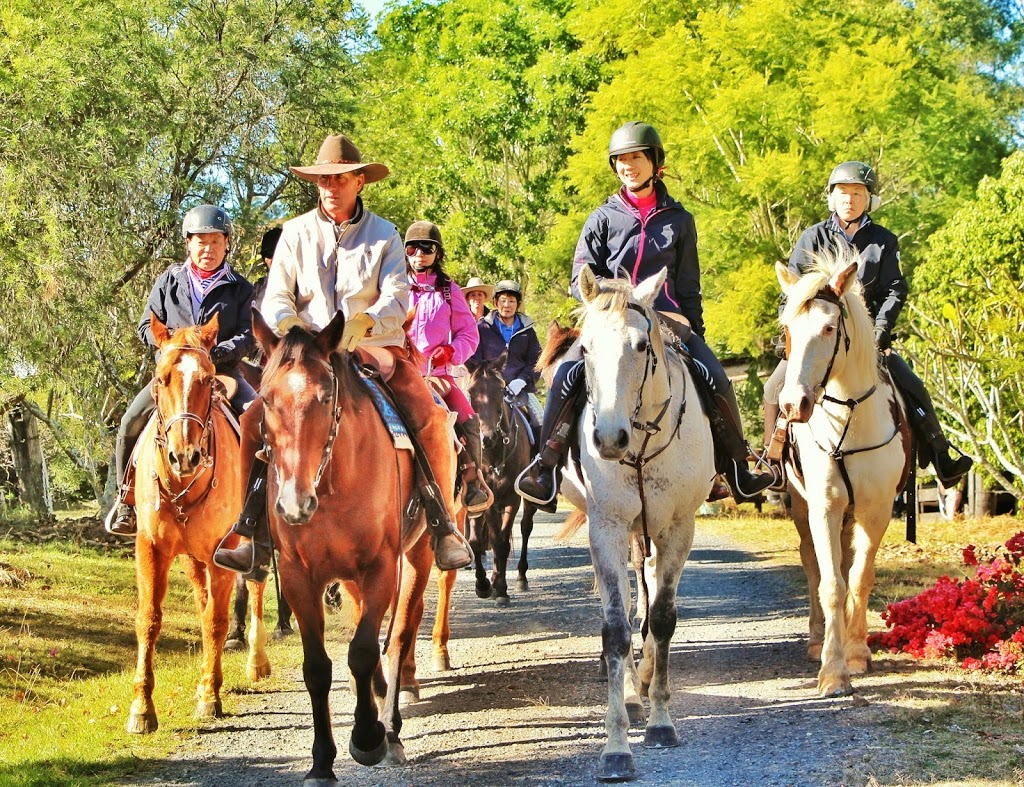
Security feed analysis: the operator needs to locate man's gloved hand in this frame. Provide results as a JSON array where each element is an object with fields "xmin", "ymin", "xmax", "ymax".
[
  {"xmin": 277, "ymin": 315, "xmax": 307, "ymax": 335},
  {"xmin": 874, "ymin": 326, "xmax": 891, "ymax": 352},
  {"xmin": 506, "ymin": 378, "xmax": 527, "ymax": 396},
  {"xmin": 429, "ymin": 344, "xmax": 455, "ymax": 366},
  {"xmin": 341, "ymin": 312, "xmax": 375, "ymax": 353}
]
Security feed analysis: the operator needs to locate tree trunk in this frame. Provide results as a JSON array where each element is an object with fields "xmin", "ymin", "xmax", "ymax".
[{"xmin": 6, "ymin": 403, "xmax": 53, "ymax": 519}]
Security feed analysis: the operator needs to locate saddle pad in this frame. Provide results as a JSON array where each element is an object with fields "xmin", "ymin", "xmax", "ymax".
[{"xmin": 356, "ymin": 370, "xmax": 414, "ymax": 453}]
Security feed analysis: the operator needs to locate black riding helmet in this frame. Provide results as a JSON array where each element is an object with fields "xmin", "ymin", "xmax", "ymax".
[
  {"xmin": 404, "ymin": 220, "xmax": 445, "ymax": 262},
  {"xmin": 181, "ymin": 204, "xmax": 232, "ymax": 239},
  {"xmin": 608, "ymin": 121, "xmax": 665, "ymax": 171},
  {"xmin": 827, "ymin": 161, "xmax": 877, "ymax": 194}
]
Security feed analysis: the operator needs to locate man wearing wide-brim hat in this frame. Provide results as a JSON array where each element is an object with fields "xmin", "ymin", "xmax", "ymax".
[{"xmin": 215, "ymin": 134, "xmax": 473, "ymax": 578}]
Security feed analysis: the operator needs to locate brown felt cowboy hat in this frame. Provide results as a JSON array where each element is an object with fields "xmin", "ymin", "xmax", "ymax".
[{"xmin": 289, "ymin": 134, "xmax": 390, "ymax": 185}]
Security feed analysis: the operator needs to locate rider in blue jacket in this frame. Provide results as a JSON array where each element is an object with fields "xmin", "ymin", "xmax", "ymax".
[
  {"xmin": 516, "ymin": 122, "xmax": 777, "ymax": 510},
  {"xmin": 104, "ymin": 205, "xmax": 256, "ymax": 535}
]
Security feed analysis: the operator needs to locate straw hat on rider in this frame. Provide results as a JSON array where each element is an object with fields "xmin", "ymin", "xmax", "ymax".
[
  {"xmin": 462, "ymin": 277, "xmax": 494, "ymax": 300},
  {"xmin": 289, "ymin": 134, "xmax": 390, "ymax": 184}
]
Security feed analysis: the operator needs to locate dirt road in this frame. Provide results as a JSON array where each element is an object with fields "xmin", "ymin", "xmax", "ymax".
[{"xmin": 127, "ymin": 513, "xmax": 897, "ymax": 787}]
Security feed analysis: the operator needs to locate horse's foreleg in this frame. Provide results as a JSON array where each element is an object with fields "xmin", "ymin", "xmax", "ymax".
[
  {"xmin": 792, "ymin": 494, "xmax": 824, "ymax": 660},
  {"xmin": 128, "ymin": 539, "xmax": 174, "ymax": 734},
  {"xmin": 194, "ymin": 559, "xmax": 233, "ymax": 719},
  {"xmin": 808, "ymin": 505, "xmax": 852, "ymax": 697},
  {"xmin": 643, "ymin": 533, "xmax": 691, "ymax": 749},
  {"xmin": 516, "ymin": 503, "xmax": 536, "ymax": 592},
  {"xmin": 468, "ymin": 513, "xmax": 491, "ymax": 599},
  {"xmin": 490, "ymin": 502, "xmax": 517, "ymax": 605},
  {"xmin": 843, "ymin": 516, "xmax": 886, "ymax": 674},
  {"xmin": 590, "ymin": 522, "xmax": 636, "ymax": 782},
  {"xmin": 225, "ymin": 574, "xmax": 248, "ymax": 651},
  {"xmin": 432, "ymin": 564, "xmax": 457, "ymax": 673},
  {"xmin": 246, "ymin": 578, "xmax": 271, "ymax": 681},
  {"xmin": 347, "ymin": 564, "xmax": 394, "ymax": 768}
]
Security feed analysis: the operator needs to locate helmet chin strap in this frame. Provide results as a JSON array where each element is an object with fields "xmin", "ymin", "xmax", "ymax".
[
  {"xmin": 836, "ymin": 211, "xmax": 865, "ymax": 232},
  {"xmin": 628, "ymin": 176, "xmax": 655, "ymax": 193}
]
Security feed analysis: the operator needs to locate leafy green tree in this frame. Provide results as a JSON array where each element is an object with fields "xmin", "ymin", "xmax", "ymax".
[{"xmin": 904, "ymin": 151, "xmax": 1024, "ymax": 502}]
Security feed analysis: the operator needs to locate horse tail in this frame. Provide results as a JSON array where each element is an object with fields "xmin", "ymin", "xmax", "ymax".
[{"xmin": 553, "ymin": 508, "xmax": 587, "ymax": 543}]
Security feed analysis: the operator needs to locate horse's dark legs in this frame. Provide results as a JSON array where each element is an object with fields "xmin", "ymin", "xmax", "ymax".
[
  {"xmin": 225, "ymin": 574, "xmax": 248, "ymax": 650},
  {"xmin": 468, "ymin": 513, "xmax": 492, "ymax": 599},
  {"xmin": 490, "ymin": 501, "xmax": 519, "ymax": 605},
  {"xmin": 516, "ymin": 503, "xmax": 537, "ymax": 592}
]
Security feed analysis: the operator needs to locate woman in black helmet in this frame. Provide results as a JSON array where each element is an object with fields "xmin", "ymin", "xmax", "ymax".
[
  {"xmin": 516, "ymin": 121, "xmax": 777, "ymax": 510},
  {"xmin": 762, "ymin": 161, "xmax": 973, "ymax": 488},
  {"xmin": 104, "ymin": 204, "xmax": 256, "ymax": 536}
]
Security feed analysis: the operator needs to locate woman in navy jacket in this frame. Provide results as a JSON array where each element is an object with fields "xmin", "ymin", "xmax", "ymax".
[
  {"xmin": 517, "ymin": 122, "xmax": 777, "ymax": 510},
  {"xmin": 104, "ymin": 204, "xmax": 256, "ymax": 536}
]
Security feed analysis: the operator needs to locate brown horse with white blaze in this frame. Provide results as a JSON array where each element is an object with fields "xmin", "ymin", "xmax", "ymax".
[
  {"xmin": 252, "ymin": 308, "xmax": 443, "ymax": 781},
  {"xmin": 128, "ymin": 313, "xmax": 269, "ymax": 734}
]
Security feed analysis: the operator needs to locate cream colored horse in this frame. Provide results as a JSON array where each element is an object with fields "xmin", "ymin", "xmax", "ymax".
[{"xmin": 776, "ymin": 250, "xmax": 909, "ymax": 697}]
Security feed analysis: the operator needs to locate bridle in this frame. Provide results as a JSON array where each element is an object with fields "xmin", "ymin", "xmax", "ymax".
[
  {"xmin": 260, "ymin": 353, "xmax": 344, "ymax": 493},
  {"xmin": 486, "ymin": 380, "xmax": 524, "ymax": 478},
  {"xmin": 586, "ymin": 301, "xmax": 688, "ymax": 556},
  {"xmin": 794, "ymin": 287, "xmax": 902, "ymax": 505},
  {"xmin": 152, "ymin": 345, "xmax": 218, "ymax": 522}
]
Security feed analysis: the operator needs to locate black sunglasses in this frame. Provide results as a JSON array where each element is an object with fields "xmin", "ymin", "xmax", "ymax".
[{"xmin": 406, "ymin": 241, "xmax": 438, "ymax": 255}]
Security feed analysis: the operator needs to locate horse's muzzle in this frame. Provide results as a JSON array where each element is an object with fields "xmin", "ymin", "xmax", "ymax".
[
  {"xmin": 167, "ymin": 446, "xmax": 202, "ymax": 476},
  {"xmin": 592, "ymin": 425, "xmax": 630, "ymax": 460},
  {"xmin": 276, "ymin": 488, "xmax": 318, "ymax": 525},
  {"xmin": 780, "ymin": 388, "xmax": 814, "ymax": 424}
]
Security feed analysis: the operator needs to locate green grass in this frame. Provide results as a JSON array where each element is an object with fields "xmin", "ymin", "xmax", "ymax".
[{"xmin": 0, "ymin": 536, "xmax": 300, "ymax": 786}]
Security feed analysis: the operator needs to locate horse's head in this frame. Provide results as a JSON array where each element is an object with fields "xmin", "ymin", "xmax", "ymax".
[
  {"xmin": 464, "ymin": 353, "xmax": 508, "ymax": 450},
  {"xmin": 776, "ymin": 248, "xmax": 878, "ymax": 423},
  {"xmin": 150, "ymin": 312, "xmax": 220, "ymax": 477},
  {"xmin": 255, "ymin": 309, "xmax": 350, "ymax": 525},
  {"xmin": 577, "ymin": 266, "xmax": 666, "ymax": 460},
  {"xmin": 538, "ymin": 319, "xmax": 581, "ymax": 390}
]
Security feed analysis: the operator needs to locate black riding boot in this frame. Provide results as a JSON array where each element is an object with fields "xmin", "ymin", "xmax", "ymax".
[
  {"xmin": 515, "ymin": 359, "xmax": 584, "ymax": 512},
  {"xmin": 710, "ymin": 392, "xmax": 778, "ymax": 502},
  {"xmin": 104, "ymin": 433, "xmax": 139, "ymax": 536},
  {"xmin": 213, "ymin": 455, "xmax": 272, "ymax": 582},
  {"xmin": 887, "ymin": 353, "xmax": 973, "ymax": 487},
  {"xmin": 457, "ymin": 415, "xmax": 492, "ymax": 514}
]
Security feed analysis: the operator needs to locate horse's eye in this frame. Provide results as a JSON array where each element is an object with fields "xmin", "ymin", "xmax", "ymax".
[
  {"xmin": 637, "ymin": 339, "xmax": 649, "ymax": 353},
  {"xmin": 318, "ymin": 390, "xmax": 332, "ymax": 405},
  {"xmin": 824, "ymin": 325, "xmax": 835, "ymax": 335}
]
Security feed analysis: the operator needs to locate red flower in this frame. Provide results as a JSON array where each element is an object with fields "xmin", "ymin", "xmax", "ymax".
[{"xmin": 963, "ymin": 544, "xmax": 979, "ymax": 566}]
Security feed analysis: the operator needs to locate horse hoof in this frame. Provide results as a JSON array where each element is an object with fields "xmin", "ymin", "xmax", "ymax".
[
  {"xmin": 625, "ymin": 701, "xmax": 646, "ymax": 726},
  {"xmin": 847, "ymin": 656, "xmax": 871, "ymax": 675},
  {"xmin": 643, "ymin": 724, "xmax": 679, "ymax": 748},
  {"xmin": 379, "ymin": 741, "xmax": 407, "ymax": 767},
  {"xmin": 272, "ymin": 627, "xmax": 295, "ymax": 641},
  {"xmin": 597, "ymin": 752, "xmax": 637, "ymax": 782},
  {"xmin": 493, "ymin": 594, "xmax": 511, "ymax": 608},
  {"xmin": 398, "ymin": 686, "xmax": 419, "ymax": 708},
  {"xmin": 350, "ymin": 723, "xmax": 388, "ymax": 766},
  {"xmin": 515, "ymin": 577, "xmax": 529, "ymax": 592},
  {"xmin": 431, "ymin": 653, "xmax": 452, "ymax": 672},
  {"xmin": 224, "ymin": 637, "xmax": 246, "ymax": 651},
  {"xmin": 818, "ymin": 676, "xmax": 854, "ymax": 698},
  {"xmin": 195, "ymin": 699, "xmax": 223, "ymax": 719},
  {"xmin": 126, "ymin": 711, "xmax": 158, "ymax": 734},
  {"xmin": 302, "ymin": 776, "xmax": 338, "ymax": 786},
  {"xmin": 807, "ymin": 643, "xmax": 823, "ymax": 662},
  {"xmin": 475, "ymin": 580, "xmax": 492, "ymax": 599},
  {"xmin": 248, "ymin": 661, "xmax": 272, "ymax": 682}
]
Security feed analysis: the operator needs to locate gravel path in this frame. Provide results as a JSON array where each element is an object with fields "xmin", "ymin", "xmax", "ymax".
[{"xmin": 127, "ymin": 513, "xmax": 891, "ymax": 787}]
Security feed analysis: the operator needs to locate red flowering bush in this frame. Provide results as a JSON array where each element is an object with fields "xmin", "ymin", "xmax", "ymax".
[{"xmin": 870, "ymin": 531, "xmax": 1024, "ymax": 673}]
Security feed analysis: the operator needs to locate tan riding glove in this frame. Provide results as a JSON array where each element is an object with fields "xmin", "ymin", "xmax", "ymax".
[
  {"xmin": 277, "ymin": 315, "xmax": 308, "ymax": 335},
  {"xmin": 341, "ymin": 312, "xmax": 375, "ymax": 352}
]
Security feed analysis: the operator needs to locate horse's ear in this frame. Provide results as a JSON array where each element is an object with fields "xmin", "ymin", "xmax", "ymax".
[
  {"xmin": 633, "ymin": 268, "xmax": 667, "ymax": 309},
  {"xmin": 150, "ymin": 313, "xmax": 171, "ymax": 348},
  {"xmin": 548, "ymin": 319, "xmax": 561, "ymax": 333},
  {"xmin": 252, "ymin": 308, "xmax": 278, "ymax": 358},
  {"xmin": 464, "ymin": 355, "xmax": 481, "ymax": 374},
  {"xmin": 829, "ymin": 261, "xmax": 860, "ymax": 298},
  {"xmin": 199, "ymin": 312, "xmax": 220, "ymax": 350},
  {"xmin": 317, "ymin": 310, "xmax": 347, "ymax": 355},
  {"xmin": 776, "ymin": 261, "xmax": 800, "ymax": 292},
  {"xmin": 578, "ymin": 266, "xmax": 600, "ymax": 305},
  {"xmin": 488, "ymin": 350, "xmax": 508, "ymax": 375}
]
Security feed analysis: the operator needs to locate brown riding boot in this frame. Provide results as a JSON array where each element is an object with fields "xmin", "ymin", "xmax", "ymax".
[
  {"xmin": 457, "ymin": 415, "xmax": 492, "ymax": 514},
  {"xmin": 387, "ymin": 355, "xmax": 472, "ymax": 571}
]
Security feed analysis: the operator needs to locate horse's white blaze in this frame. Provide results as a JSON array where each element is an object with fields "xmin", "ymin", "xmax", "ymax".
[
  {"xmin": 286, "ymin": 370, "xmax": 308, "ymax": 395},
  {"xmin": 176, "ymin": 353, "xmax": 201, "ymax": 442}
]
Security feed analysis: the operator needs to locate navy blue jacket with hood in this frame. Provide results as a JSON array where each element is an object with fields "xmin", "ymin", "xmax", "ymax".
[
  {"xmin": 570, "ymin": 181, "xmax": 704, "ymax": 337},
  {"xmin": 472, "ymin": 311, "xmax": 542, "ymax": 393}
]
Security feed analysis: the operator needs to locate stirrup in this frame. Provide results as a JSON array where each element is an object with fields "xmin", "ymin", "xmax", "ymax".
[
  {"xmin": 514, "ymin": 456, "xmax": 558, "ymax": 507},
  {"xmin": 726, "ymin": 460, "xmax": 776, "ymax": 502},
  {"xmin": 753, "ymin": 449, "xmax": 786, "ymax": 492}
]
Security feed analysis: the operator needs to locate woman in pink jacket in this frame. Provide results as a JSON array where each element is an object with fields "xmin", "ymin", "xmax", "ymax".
[{"xmin": 405, "ymin": 221, "xmax": 492, "ymax": 513}]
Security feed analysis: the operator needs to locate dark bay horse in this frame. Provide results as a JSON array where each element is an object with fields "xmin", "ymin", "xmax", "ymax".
[
  {"xmin": 128, "ymin": 314, "xmax": 269, "ymax": 734},
  {"xmin": 252, "ymin": 309, "xmax": 444, "ymax": 778},
  {"xmin": 462, "ymin": 355, "xmax": 539, "ymax": 604}
]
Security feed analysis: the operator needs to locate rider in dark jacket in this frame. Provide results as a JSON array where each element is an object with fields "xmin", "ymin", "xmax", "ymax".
[
  {"xmin": 763, "ymin": 161, "xmax": 972, "ymax": 487},
  {"xmin": 516, "ymin": 121, "xmax": 778, "ymax": 511},
  {"xmin": 472, "ymin": 282, "xmax": 542, "ymax": 394},
  {"xmin": 104, "ymin": 205, "xmax": 256, "ymax": 536}
]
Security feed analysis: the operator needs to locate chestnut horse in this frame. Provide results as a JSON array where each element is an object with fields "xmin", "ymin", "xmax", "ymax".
[
  {"xmin": 252, "ymin": 309, "xmax": 447, "ymax": 779},
  {"xmin": 777, "ymin": 249, "xmax": 909, "ymax": 697},
  {"xmin": 128, "ymin": 314, "xmax": 269, "ymax": 734},
  {"xmin": 462, "ymin": 354, "xmax": 540, "ymax": 604}
]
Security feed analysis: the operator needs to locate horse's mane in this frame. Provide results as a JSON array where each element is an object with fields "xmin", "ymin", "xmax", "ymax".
[
  {"xmin": 573, "ymin": 277, "xmax": 676, "ymax": 351},
  {"xmin": 263, "ymin": 329, "xmax": 364, "ymax": 403},
  {"xmin": 537, "ymin": 322, "xmax": 580, "ymax": 372},
  {"xmin": 780, "ymin": 248, "xmax": 879, "ymax": 382},
  {"xmin": 154, "ymin": 324, "xmax": 209, "ymax": 373}
]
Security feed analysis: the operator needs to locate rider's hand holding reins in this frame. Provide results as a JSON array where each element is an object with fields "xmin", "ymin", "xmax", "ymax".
[
  {"xmin": 341, "ymin": 312, "xmax": 375, "ymax": 352},
  {"xmin": 429, "ymin": 344, "xmax": 455, "ymax": 366},
  {"xmin": 277, "ymin": 315, "xmax": 307, "ymax": 335}
]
